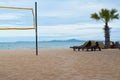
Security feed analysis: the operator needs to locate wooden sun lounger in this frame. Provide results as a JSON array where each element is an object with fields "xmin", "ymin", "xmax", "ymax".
[
  {"xmin": 70, "ymin": 45, "xmax": 101, "ymax": 51},
  {"xmin": 70, "ymin": 41, "xmax": 101, "ymax": 51},
  {"xmin": 81, "ymin": 46, "xmax": 101, "ymax": 51},
  {"xmin": 70, "ymin": 46, "xmax": 83, "ymax": 51}
]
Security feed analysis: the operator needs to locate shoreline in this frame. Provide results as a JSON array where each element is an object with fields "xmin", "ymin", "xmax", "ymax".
[{"xmin": 0, "ymin": 47, "xmax": 119, "ymax": 51}]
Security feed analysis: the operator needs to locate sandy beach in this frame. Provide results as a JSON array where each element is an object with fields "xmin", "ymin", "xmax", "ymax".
[{"xmin": 0, "ymin": 48, "xmax": 120, "ymax": 80}]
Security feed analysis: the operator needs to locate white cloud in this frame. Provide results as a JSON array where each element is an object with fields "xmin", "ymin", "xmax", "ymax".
[
  {"xmin": 0, "ymin": 13, "xmax": 24, "ymax": 20},
  {"xmin": 0, "ymin": 22, "xmax": 119, "ymax": 41},
  {"xmin": 0, "ymin": 0, "xmax": 120, "ymax": 41},
  {"xmin": 38, "ymin": 21, "xmax": 120, "ymax": 40},
  {"xmin": 0, "ymin": 30, "xmax": 35, "ymax": 37},
  {"xmin": 38, "ymin": 0, "xmax": 113, "ymax": 18},
  {"xmin": 0, "ymin": 0, "xmax": 35, "ymax": 7},
  {"xmin": 0, "ymin": 23, "xmax": 102, "ymax": 36},
  {"xmin": 38, "ymin": 23, "xmax": 104, "ymax": 40}
]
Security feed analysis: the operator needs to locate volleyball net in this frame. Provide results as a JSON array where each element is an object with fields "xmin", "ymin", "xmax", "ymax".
[
  {"xmin": 0, "ymin": 3, "xmax": 38, "ymax": 56},
  {"xmin": 0, "ymin": 6, "xmax": 35, "ymax": 30}
]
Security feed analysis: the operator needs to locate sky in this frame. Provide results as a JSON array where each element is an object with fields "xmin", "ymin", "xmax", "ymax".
[{"xmin": 0, "ymin": 0, "xmax": 120, "ymax": 42}]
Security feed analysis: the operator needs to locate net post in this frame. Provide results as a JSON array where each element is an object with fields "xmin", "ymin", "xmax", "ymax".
[{"xmin": 35, "ymin": 2, "xmax": 38, "ymax": 56}]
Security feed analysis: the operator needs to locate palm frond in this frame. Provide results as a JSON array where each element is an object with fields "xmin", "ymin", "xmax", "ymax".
[
  {"xmin": 110, "ymin": 9, "xmax": 119, "ymax": 20},
  {"xmin": 91, "ymin": 13, "xmax": 100, "ymax": 20},
  {"xmin": 110, "ymin": 9, "xmax": 117, "ymax": 15},
  {"xmin": 111, "ymin": 14, "xmax": 119, "ymax": 19},
  {"xmin": 100, "ymin": 9, "xmax": 110, "ymax": 23},
  {"xmin": 91, "ymin": 8, "xmax": 119, "ymax": 23}
]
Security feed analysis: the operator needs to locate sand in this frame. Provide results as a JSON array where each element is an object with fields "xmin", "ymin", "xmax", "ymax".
[{"xmin": 0, "ymin": 48, "xmax": 120, "ymax": 80}]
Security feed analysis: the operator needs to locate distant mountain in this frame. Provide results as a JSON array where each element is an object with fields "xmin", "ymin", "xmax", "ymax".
[
  {"xmin": 44, "ymin": 39, "xmax": 85, "ymax": 42},
  {"xmin": 66, "ymin": 39, "xmax": 83, "ymax": 42},
  {"xmin": 11, "ymin": 39, "xmax": 86, "ymax": 43}
]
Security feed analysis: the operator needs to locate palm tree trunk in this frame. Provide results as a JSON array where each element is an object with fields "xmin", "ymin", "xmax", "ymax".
[{"xmin": 104, "ymin": 23, "xmax": 110, "ymax": 48}]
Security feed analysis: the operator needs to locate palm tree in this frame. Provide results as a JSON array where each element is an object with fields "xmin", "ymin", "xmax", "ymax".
[{"xmin": 91, "ymin": 8, "xmax": 119, "ymax": 48}]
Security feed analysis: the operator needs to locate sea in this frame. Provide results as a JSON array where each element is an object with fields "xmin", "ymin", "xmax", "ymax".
[{"xmin": 0, "ymin": 41, "xmax": 85, "ymax": 50}]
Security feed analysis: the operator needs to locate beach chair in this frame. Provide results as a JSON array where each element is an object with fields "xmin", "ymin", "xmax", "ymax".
[
  {"xmin": 70, "ymin": 41, "xmax": 94, "ymax": 51},
  {"xmin": 81, "ymin": 41, "xmax": 93, "ymax": 51},
  {"xmin": 70, "ymin": 46, "xmax": 83, "ymax": 51},
  {"xmin": 110, "ymin": 41, "xmax": 116, "ymax": 48},
  {"xmin": 70, "ymin": 40, "xmax": 102, "ymax": 51},
  {"xmin": 70, "ymin": 41, "xmax": 88, "ymax": 51},
  {"xmin": 114, "ymin": 42, "xmax": 120, "ymax": 49},
  {"xmin": 110, "ymin": 41, "xmax": 120, "ymax": 49},
  {"xmin": 93, "ymin": 42, "xmax": 101, "ymax": 51}
]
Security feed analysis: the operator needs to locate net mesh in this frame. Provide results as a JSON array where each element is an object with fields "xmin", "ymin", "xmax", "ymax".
[{"xmin": 0, "ymin": 6, "xmax": 35, "ymax": 30}]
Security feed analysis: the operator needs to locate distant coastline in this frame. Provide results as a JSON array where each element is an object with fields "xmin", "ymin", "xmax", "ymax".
[
  {"xmin": 0, "ymin": 38, "xmax": 120, "ymax": 43},
  {"xmin": 0, "ymin": 39, "xmax": 86, "ymax": 50},
  {"xmin": 40, "ymin": 39, "xmax": 86, "ymax": 42},
  {"xmin": 0, "ymin": 39, "xmax": 86, "ymax": 43},
  {"xmin": 14, "ymin": 39, "xmax": 106, "ymax": 43},
  {"xmin": 0, "ymin": 39, "xmax": 120, "ymax": 50}
]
